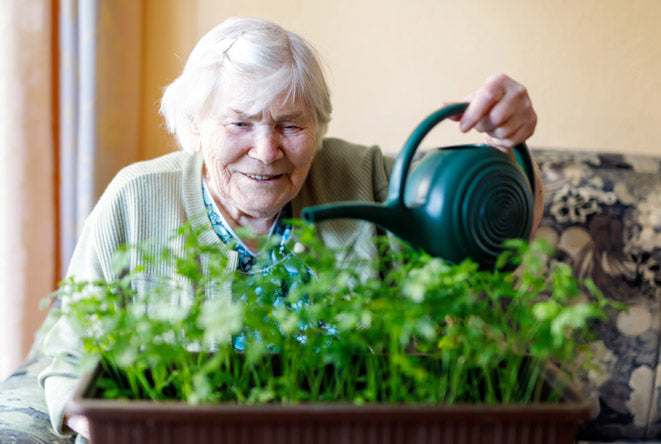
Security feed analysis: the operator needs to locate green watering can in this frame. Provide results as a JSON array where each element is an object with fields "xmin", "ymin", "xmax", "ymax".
[{"xmin": 302, "ymin": 103, "xmax": 536, "ymax": 269}]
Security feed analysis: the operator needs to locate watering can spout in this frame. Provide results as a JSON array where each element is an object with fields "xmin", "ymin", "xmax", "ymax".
[{"xmin": 302, "ymin": 202, "xmax": 406, "ymax": 236}]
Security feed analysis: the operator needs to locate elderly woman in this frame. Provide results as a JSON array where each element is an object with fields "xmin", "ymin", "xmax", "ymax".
[{"xmin": 39, "ymin": 16, "xmax": 542, "ymax": 440}]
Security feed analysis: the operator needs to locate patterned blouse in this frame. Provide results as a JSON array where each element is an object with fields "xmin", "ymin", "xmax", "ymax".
[
  {"xmin": 201, "ymin": 179, "xmax": 310, "ymax": 351},
  {"xmin": 201, "ymin": 179, "xmax": 295, "ymax": 274}
]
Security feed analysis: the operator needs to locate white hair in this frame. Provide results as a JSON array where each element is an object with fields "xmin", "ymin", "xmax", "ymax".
[{"xmin": 160, "ymin": 17, "xmax": 332, "ymax": 152}]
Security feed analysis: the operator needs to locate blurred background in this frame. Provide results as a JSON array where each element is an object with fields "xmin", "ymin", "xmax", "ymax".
[{"xmin": 1, "ymin": 0, "xmax": 659, "ymax": 380}]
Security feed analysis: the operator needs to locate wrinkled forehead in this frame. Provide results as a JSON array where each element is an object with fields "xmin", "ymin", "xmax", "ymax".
[{"xmin": 204, "ymin": 70, "xmax": 312, "ymax": 121}]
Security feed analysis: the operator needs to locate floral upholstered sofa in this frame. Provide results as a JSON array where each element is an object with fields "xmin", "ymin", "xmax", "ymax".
[
  {"xmin": 0, "ymin": 148, "xmax": 659, "ymax": 443},
  {"xmin": 531, "ymin": 149, "xmax": 661, "ymax": 442}
]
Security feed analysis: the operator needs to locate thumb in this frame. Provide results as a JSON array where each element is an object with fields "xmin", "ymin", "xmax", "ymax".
[
  {"xmin": 440, "ymin": 101, "xmax": 464, "ymax": 122},
  {"xmin": 441, "ymin": 92, "xmax": 475, "ymax": 122}
]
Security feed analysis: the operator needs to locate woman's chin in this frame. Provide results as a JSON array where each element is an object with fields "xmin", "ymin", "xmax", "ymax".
[{"xmin": 234, "ymin": 199, "xmax": 288, "ymax": 221}]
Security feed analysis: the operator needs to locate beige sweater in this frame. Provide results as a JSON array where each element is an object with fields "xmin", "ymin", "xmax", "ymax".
[{"xmin": 38, "ymin": 138, "xmax": 395, "ymax": 436}]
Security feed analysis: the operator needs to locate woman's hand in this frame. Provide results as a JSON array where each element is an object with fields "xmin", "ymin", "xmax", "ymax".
[
  {"xmin": 449, "ymin": 73, "xmax": 537, "ymax": 151},
  {"xmin": 66, "ymin": 414, "xmax": 90, "ymax": 440}
]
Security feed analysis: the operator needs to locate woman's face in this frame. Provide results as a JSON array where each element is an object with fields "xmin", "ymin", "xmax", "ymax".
[{"xmin": 197, "ymin": 79, "xmax": 318, "ymax": 223}]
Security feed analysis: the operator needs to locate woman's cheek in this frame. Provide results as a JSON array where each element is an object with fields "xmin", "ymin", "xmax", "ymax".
[
  {"xmin": 291, "ymin": 132, "xmax": 318, "ymax": 164},
  {"xmin": 204, "ymin": 130, "xmax": 240, "ymax": 163}
]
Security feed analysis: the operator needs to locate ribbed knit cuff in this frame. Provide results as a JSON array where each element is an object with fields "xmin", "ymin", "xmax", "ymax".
[{"xmin": 39, "ymin": 371, "xmax": 79, "ymax": 436}]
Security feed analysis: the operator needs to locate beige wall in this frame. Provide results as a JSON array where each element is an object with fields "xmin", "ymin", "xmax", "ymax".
[{"xmin": 141, "ymin": 0, "xmax": 661, "ymax": 160}]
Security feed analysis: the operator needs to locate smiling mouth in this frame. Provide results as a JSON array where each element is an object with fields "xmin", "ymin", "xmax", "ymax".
[{"xmin": 243, "ymin": 173, "xmax": 283, "ymax": 181}]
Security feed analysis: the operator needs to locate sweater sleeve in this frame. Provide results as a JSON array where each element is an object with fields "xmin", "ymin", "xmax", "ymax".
[
  {"xmin": 37, "ymin": 163, "xmax": 132, "ymax": 436},
  {"xmin": 37, "ymin": 203, "xmax": 110, "ymax": 436},
  {"xmin": 37, "ymin": 151, "xmax": 199, "ymax": 437},
  {"xmin": 37, "ymin": 319, "xmax": 83, "ymax": 436}
]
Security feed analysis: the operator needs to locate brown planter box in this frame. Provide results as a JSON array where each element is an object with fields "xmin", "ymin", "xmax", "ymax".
[{"xmin": 67, "ymin": 363, "xmax": 595, "ymax": 444}]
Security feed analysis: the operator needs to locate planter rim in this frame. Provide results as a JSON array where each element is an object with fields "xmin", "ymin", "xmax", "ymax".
[
  {"xmin": 67, "ymin": 399, "xmax": 595, "ymax": 422},
  {"xmin": 65, "ymin": 362, "xmax": 596, "ymax": 424}
]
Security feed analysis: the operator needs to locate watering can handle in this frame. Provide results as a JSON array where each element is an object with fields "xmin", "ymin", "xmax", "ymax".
[{"xmin": 386, "ymin": 102, "xmax": 536, "ymax": 206}]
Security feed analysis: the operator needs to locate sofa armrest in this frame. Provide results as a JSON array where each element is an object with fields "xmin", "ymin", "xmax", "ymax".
[{"xmin": 0, "ymin": 351, "xmax": 75, "ymax": 443}]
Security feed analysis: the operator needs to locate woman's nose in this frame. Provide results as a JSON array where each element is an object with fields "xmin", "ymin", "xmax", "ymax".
[{"xmin": 250, "ymin": 128, "xmax": 284, "ymax": 164}]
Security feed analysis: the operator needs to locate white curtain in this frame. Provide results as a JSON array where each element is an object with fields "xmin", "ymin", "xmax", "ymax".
[
  {"xmin": 59, "ymin": 0, "xmax": 143, "ymax": 277},
  {"xmin": 0, "ymin": 0, "xmax": 55, "ymax": 380}
]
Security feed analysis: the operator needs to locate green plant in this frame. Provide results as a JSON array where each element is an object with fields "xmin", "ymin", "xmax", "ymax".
[{"xmin": 48, "ymin": 221, "xmax": 616, "ymax": 406}]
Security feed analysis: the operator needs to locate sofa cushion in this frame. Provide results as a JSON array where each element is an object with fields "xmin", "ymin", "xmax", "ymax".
[
  {"xmin": 533, "ymin": 149, "xmax": 661, "ymax": 441},
  {"xmin": 0, "ymin": 350, "xmax": 75, "ymax": 443}
]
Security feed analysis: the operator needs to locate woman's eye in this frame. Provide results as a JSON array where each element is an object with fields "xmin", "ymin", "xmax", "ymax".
[
  {"xmin": 280, "ymin": 124, "xmax": 301, "ymax": 133},
  {"xmin": 226, "ymin": 121, "xmax": 252, "ymax": 130}
]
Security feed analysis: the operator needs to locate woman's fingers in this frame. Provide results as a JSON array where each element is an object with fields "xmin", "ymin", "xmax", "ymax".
[{"xmin": 457, "ymin": 74, "xmax": 536, "ymax": 149}]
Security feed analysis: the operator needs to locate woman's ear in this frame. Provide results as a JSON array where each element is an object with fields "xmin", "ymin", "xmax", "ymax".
[
  {"xmin": 191, "ymin": 117, "xmax": 201, "ymax": 135},
  {"xmin": 191, "ymin": 117, "xmax": 202, "ymax": 152}
]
